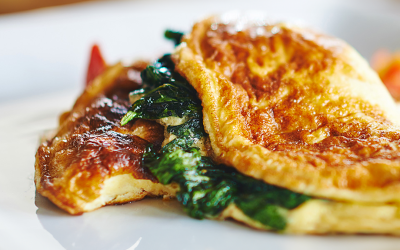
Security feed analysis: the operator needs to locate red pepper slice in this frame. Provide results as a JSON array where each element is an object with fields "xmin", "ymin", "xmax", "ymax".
[{"xmin": 86, "ymin": 44, "xmax": 107, "ymax": 86}]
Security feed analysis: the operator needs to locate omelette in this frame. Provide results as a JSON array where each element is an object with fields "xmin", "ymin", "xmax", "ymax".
[
  {"xmin": 34, "ymin": 61, "xmax": 177, "ymax": 215},
  {"xmin": 36, "ymin": 13, "xmax": 400, "ymax": 234},
  {"xmin": 173, "ymin": 14, "xmax": 400, "ymax": 204},
  {"xmin": 121, "ymin": 14, "xmax": 400, "ymax": 234}
]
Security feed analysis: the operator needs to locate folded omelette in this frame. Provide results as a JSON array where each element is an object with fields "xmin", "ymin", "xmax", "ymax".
[
  {"xmin": 122, "ymin": 14, "xmax": 400, "ymax": 234},
  {"xmin": 36, "ymin": 13, "xmax": 400, "ymax": 234},
  {"xmin": 34, "ymin": 62, "xmax": 177, "ymax": 215},
  {"xmin": 174, "ymin": 14, "xmax": 400, "ymax": 204}
]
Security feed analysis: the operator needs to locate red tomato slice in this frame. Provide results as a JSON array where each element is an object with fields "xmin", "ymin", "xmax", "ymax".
[{"xmin": 86, "ymin": 44, "xmax": 107, "ymax": 86}]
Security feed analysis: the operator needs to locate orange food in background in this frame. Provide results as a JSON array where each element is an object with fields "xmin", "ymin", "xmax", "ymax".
[{"xmin": 371, "ymin": 49, "xmax": 400, "ymax": 100}]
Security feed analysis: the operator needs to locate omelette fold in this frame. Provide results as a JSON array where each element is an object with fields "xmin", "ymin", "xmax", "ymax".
[
  {"xmin": 168, "ymin": 13, "xmax": 400, "ymax": 233},
  {"xmin": 36, "ymin": 13, "xmax": 400, "ymax": 234},
  {"xmin": 34, "ymin": 62, "xmax": 177, "ymax": 215}
]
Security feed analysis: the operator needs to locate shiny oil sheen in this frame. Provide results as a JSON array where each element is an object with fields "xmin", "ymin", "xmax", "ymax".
[{"xmin": 34, "ymin": 63, "xmax": 176, "ymax": 215}]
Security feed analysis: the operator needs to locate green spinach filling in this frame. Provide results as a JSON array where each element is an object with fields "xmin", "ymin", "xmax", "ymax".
[{"xmin": 121, "ymin": 39, "xmax": 310, "ymax": 230}]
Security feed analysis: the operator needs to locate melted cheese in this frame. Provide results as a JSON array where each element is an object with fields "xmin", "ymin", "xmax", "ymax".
[{"xmin": 220, "ymin": 200, "xmax": 400, "ymax": 234}]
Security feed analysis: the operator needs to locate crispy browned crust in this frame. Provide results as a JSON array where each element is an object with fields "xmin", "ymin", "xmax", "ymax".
[
  {"xmin": 174, "ymin": 14, "xmax": 400, "ymax": 203},
  {"xmin": 34, "ymin": 62, "xmax": 177, "ymax": 215}
]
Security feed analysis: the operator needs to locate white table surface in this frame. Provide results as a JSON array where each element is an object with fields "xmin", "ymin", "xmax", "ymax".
[{"xmin": 1, "ymin": 0, "xmax": 400, "ymax": 249}]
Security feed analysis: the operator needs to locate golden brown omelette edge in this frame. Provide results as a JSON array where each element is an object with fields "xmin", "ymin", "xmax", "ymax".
[
  {"xmin": 173, "ymin": 14, "xmax": 400, "ymax": 203},
  {"xmin": 34, "ymin": 63, "xmax": 177, "ymax": 215}
]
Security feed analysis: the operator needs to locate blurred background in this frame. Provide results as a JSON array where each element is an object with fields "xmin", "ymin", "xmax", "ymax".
[
  {"xmin": 0, "ymin": 0, "xmax": 400, "ymax": 105},
  {"xmin": 1, "ymin": 0, "xmax": 400, "ymax": 14},
  {"xmin": 0, "ymin": 0, "xmax": 95, "ymax": 14}
]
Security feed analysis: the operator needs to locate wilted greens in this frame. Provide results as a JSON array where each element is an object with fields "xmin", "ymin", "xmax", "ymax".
[
  {"xmin": 121, "ymin": 50, "xmax": 310, "ymax": 231},
  {"xmin": 164, "ymin": 30, "xmax": 184, "ymax": 46}
]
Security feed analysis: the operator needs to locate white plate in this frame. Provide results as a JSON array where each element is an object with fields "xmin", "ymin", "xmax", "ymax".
[{"xmin": 1, "ymin": 0, "xmax": 400, "ymax": 249}]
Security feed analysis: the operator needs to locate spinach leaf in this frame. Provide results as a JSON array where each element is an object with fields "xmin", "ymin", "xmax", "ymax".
[
  {"xmin": 144, "ymin": 144, "xmax": 310, "ymax": 230},
  {"xmin": 121, "ymin": 49, "xmax": 311, "ymax": 231},
  {"xmin": 164, "ymin": 30, "xmax": 184, "ymax": 46},
  {"xmin": 167, "ymin": 117, "xmax": 206, "ymax": 140},
  {"xmin": 121, "ymin": 55, "xmax": 201, "ymax": 125}
]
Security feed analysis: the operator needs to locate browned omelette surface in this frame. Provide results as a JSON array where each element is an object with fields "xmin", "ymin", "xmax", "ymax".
[
  {"xmin": 35, "ymin": 63, "xmax": 176, "ymax": 215},
  {"xmin": 174, "ymin": 14, "xmax": 400, "ymax": 203}
]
